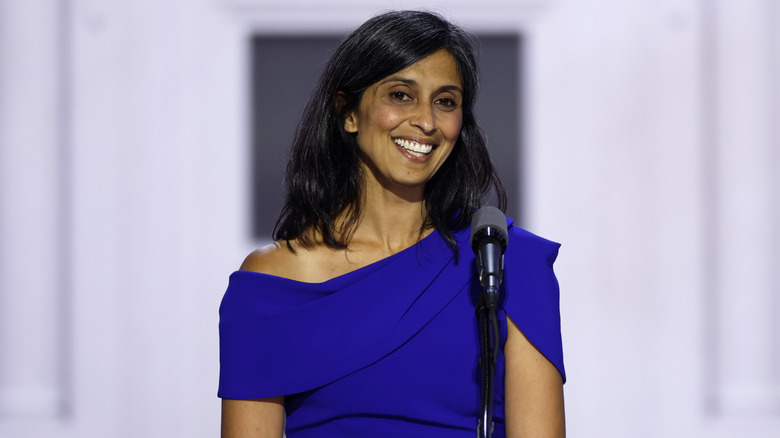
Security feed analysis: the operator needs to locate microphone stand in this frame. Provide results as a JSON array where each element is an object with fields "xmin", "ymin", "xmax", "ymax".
[
  {"xmin": 475, "ymin": 238, "xmax": 503, "ymax": 438},
  {"xmin": 470, "ymin": 207, "xmax": 507, "ymax": 438},
  {"xmin": 476, "ymin": 297, "xmax": 499, "ymax": 438}
]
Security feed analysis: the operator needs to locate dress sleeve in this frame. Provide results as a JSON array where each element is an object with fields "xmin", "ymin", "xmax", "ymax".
[
  {"xmin": 218, "ymin": 234, "xmax": 464, "ymax": 399},
  {"xmin": 500, "ymin": 225, "xmax": 566, "ymax": 382},
  {"xmin": 217, "ymin": 272, "xmax": 275, "ymax": 399}
]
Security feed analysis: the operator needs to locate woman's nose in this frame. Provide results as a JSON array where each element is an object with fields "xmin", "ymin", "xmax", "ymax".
[{"xmin": 410, "ymin": 103, "xmax": 437, "ymax": 135}]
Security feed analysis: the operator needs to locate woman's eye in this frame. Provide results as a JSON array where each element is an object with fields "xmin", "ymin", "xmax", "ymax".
[
  {"xmin": 436, "ymin": 98, "xmax": 459, "ymax": 109},
  {"xmin": 390, "ymin": 91, "xmax": 411, "ymax": 101}
]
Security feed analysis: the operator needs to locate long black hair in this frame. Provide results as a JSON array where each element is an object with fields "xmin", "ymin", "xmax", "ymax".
[{"xmin": 274, "ymin": 10, "xmax": 506, "ymax": 252}]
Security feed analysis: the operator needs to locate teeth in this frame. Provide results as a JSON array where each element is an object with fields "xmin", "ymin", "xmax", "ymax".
[{"xmin": 393, "ymin": 139, "xmax": 433, "ymax": 155}]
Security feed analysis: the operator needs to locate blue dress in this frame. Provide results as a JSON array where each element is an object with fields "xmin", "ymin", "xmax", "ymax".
[{"xmin": 218, "ymin": 220, "xmax": 564, "ymax": 437}]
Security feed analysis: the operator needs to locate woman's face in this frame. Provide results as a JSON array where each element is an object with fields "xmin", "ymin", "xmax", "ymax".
[{"xmin": 344, "ymin": 49, "xmax": 463, "ymax": 195}]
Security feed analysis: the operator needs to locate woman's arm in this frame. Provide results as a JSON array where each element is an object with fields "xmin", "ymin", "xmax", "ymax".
[
  {"xmin": 221, "ymin": 397, "xmax": 285, "ymax": 438},
  {"xmin": 504, "ymin": 316, "xmax": 565, "ymax": 438}
]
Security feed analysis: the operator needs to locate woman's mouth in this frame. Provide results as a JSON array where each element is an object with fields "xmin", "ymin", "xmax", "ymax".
[{"xmin": 393, "ymin": 138, "xmax": 434, "ymax": 157}]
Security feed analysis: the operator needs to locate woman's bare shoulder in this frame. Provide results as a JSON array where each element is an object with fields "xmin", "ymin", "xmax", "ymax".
[
  {"xmin": 239, "ymin": 240, "xmax": 328, "ymax": 282},
  {"xmin": 239, "ymin": 238, "xmax": 359, "ymax": 283},
  {"xmin": 239, "ymin": 242, "xmax": 296, "ymax": 276}
]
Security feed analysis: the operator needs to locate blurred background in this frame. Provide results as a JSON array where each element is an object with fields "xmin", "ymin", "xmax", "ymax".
[{"xmin": 0, "ymin": 0, "xmax": 777, "ymax": 436}]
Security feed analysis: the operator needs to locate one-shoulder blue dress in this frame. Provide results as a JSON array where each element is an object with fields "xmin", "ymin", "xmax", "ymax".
[{"xmin": 219, "ymin": 220, "xmax": 564, "ymax": 437}]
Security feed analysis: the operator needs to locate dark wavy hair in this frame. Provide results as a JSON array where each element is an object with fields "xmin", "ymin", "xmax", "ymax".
[{"xmin": 273, "ymin": 10, "xmax": 506, "ymax": 253}]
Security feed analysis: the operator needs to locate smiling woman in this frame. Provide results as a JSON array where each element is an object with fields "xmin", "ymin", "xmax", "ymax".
[
  {"xmin": 219, "ymin": 10, "xmax": 565, "ymax": 438},
  {"xmin": 344, "ymin": 49, "xmax": 463, "ymax": 195},
  {"xmin": 249, "ymin": 34, "xmax": 523, "ymax": 238},
  {"xmin": 267, "ymin": 11, "xmax": 499, "ymax": 254}
]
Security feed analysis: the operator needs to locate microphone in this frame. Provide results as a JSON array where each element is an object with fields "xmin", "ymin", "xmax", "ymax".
[
  {"xmin": 470, "ymin": 207, "xmax": 508, "ymax": 310},
  {"xmin": 471, "ymin": 207, "xmax": 508, "ymax": 438}
]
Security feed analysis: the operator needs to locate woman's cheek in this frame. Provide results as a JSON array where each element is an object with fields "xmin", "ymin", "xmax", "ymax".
[{"xmin": 375, "ymin": 106, "xmax": 403, "ymax": 128}]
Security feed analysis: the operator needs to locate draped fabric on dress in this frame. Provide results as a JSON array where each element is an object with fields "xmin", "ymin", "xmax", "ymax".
[{"xmin": 218, "ymin": 220, "xmax": 564, "ymax": 437}]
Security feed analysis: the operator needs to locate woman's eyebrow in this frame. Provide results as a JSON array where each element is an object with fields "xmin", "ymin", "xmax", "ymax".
[
  {"xmin": 379, "ymin": 75, "xmax": 414, "ymax": 85},
  {"xmin": 379, "ymin": 76, "xmax": 463, "ymax": 94},
  {"xmin": 438, "ymin": 85, "xmax": 463, "ymax": 94}
]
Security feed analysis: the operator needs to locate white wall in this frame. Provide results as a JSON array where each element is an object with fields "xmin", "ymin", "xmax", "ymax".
[{"xmin": 0, "ymin": 0, "xmax": 777, "ymax": 436}]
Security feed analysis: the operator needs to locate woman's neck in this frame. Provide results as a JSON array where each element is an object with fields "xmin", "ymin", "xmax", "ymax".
[{"xmin": 346, "ymin": 177, "xmax": 430, "ymax": 254}]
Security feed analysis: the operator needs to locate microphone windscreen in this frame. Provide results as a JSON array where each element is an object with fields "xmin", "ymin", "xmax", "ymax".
[{"xmin": 469, "ymin": 206, "xmax": 508, "ymax": 246}]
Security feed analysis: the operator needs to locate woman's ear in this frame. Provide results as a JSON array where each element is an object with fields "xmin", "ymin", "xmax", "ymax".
[
  {"xmin": 344, "ymin": 112, "xmax": 358, "ymax": 133},
  {"xmin": 335, "ymin": 92, "xmax": 358, "ymax": 133}
]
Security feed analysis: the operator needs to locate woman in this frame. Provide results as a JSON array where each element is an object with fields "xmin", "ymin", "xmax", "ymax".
[{"xmin": 219, "ymin": 10, "xmax": 565, "ymax": 437}]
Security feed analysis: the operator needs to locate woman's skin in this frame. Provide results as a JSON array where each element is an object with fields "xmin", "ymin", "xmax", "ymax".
[{"xmin": 221, "ymin": 49, "xmax": 565, "ymax": 438}]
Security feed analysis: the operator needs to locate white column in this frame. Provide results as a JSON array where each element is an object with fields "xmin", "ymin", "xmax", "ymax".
[
  {"xmin": 0, "ymin": 0, "xmax": 67, "ymax": 418},
  {"xmin": 712, "ymin": 0, "xmax": 780, "ymax": 416}
]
